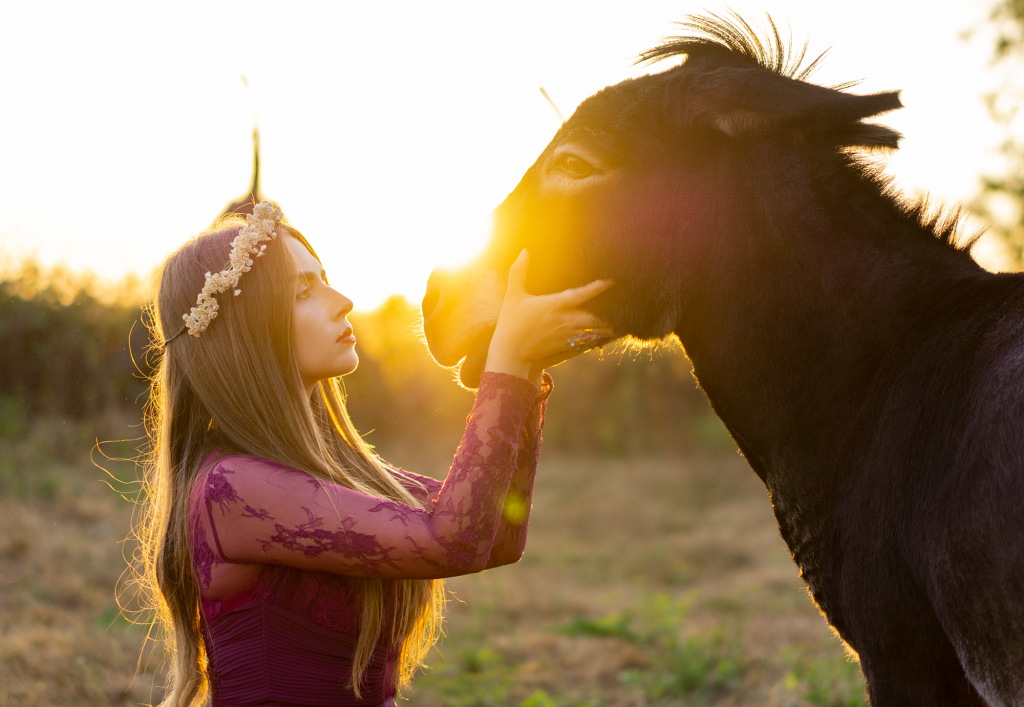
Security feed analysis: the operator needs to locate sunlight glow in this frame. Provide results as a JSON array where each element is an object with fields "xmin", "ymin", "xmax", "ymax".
[
  {"xmin": 0, "ymin": 1, "xmax": 1007, "ymax": 309},
  {"xmin": 434, "ymin": 212, "xmax": 495, "ymax": 270}
]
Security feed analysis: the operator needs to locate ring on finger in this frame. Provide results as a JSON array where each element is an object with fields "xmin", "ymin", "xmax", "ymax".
[{"xmin": 566, "ymin": 331, "xmax": 601, "ymax": 350}]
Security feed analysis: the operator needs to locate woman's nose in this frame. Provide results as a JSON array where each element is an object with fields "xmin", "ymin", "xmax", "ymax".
[{"xmin": 334, "ymin": 292, "xmax": 353, "ymax": 319}]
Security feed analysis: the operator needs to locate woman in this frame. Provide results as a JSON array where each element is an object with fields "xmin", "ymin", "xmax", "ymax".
[{"xmin": 139, "ymin": 202, "xmax": 612, "ymax": 707}]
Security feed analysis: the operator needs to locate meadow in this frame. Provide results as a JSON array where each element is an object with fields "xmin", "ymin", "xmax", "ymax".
[{"xmin": 0, "ymin": 416, "xmax": 865, "ymax": 707}]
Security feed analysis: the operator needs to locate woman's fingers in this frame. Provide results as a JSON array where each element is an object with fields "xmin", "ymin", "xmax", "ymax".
[
  {"xmin": 562, "ymin": 310, "xmax": 613, "ymax": 332},
  {"xmin": 560, "ymin": 278, "xmax": 615, "ymax": 306},
  {"xmin": 505, "ymin": 249, "xmax": 529, "ymax": 298},
  {"xmin": 491, "ymin": 257, "xmax": 617, "ymax": 371}
]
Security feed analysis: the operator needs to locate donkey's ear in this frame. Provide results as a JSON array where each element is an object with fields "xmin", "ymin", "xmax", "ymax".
[
  {"xmin": 831, "ymin": 123, "xmax": 903, "ymax": 151},
  {"xmin": 684, "ymin": 66, "xmax": 902, "ymax": 142}
]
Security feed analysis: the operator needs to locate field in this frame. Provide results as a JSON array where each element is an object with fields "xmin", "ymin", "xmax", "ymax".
[{"xmin": 0, "ymin": 417, "xmax": 867, "ymax": 706}]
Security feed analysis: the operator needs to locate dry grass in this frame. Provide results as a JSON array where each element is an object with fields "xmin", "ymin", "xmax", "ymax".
[
  {"xmin": 0, "ymin": 451, "xmax": 161, "ymax": 706},
  {"xmin": 398, "ymin": 451, "xmax": 867, "ymax": 707},
  {"xmin": 0, "ymin": 434, "xmax": 866, "ymax": 706}
]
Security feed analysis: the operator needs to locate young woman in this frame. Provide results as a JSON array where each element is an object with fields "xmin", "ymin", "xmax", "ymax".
[{"xmin": 139, "ymin": 202, "xmax": 613, "ymax": 707}]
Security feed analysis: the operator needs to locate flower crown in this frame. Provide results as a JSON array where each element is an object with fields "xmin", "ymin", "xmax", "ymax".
[{"xmin": 164, "ymin": 201, "xmax": 283, "ymax": 344}]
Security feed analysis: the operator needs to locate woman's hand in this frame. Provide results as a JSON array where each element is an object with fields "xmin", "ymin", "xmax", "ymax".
[{"xmin": 485, "ymin": 250, "xmax": 615, "ymax": 385}]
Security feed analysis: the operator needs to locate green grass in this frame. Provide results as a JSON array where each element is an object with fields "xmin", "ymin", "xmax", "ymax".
[
  {"xmin": 559, "ymin": 612, "xmax": 634, "ymax": 640},
  {"xmin": 603, "ymin": 595, "xmax": 743, "ymax": 702},
  {"xmin": 781, "ymin": 648, "xmax": 868, "ymax": 707}
]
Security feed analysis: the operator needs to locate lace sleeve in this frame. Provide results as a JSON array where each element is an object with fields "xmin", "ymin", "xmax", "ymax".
[
  {"xmin": 192, "ymin": 372, "xmax": 538, "ymax": 580},
  {"xmin": 487, "ymin": 372, "xmax": 552, "ymax": 568},
  {"xmin": 384, "ymin": 464, "xmax": 443, "ymax": 505}
]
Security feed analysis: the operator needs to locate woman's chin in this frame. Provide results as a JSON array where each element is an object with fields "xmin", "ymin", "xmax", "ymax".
[{"xmin": 320, "ymin": 352, "xmax": 359, "ymax": 381}]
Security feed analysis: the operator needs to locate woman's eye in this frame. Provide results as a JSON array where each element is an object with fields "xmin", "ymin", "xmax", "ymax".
[
  {"xmin": 554, "ymin": 154, "xmax": 595, "ymax": 178},
  {"xmin": 297, "ymin": 287, "xmax": 311, "ymax": 300}
]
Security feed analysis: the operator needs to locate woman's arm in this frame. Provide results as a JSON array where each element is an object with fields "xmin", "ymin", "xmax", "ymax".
[
  {"xmin": 384, "ymin": 464, "xmax": 443, "ymax": 506},
  {"xmin": 193, "ymin": 251, "xmax": 608, "ymax": 584},
  {"xmin": 485, "ymin": 372, "xmax": 552, "ymax": 568},
  {"xmin": 194, "ymin": 372, "xmax": 537, "ymax": 580}
]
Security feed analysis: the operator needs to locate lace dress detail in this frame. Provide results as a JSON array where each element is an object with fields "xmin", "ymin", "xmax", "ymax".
[{"xmin": 187, "ymin": 371, "xmax": 551, "ymax": 706}]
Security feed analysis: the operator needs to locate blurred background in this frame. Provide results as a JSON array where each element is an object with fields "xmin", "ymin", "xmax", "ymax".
[{"xmin": 2, "ymin": 1, "xmax": 1023, "ymax": 705}]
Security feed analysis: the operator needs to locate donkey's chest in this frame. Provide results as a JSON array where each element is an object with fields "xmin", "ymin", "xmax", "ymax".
[
  {"xmin": 767, "ymin": 484, "xmax": 853, "ymax": 629},
  {"xmin": 767, "ymin": 466, "xmax": 925, "ymax": 647}
]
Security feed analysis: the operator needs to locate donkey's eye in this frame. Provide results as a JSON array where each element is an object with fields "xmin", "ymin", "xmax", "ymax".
[{"xmin": 554, "ymin": 154, "xmax": 595, "ymax": 178}]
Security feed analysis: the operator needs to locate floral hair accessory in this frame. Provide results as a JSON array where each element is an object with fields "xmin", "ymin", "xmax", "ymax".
[{"xmin": 164, "ymin": 201, "xmax": 283, "ymax": 344}]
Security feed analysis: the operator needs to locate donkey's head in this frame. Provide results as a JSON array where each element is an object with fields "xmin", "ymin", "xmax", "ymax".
[{"xmin": 422, "ymin": 13, "xmax": 903, "ymax": 387}]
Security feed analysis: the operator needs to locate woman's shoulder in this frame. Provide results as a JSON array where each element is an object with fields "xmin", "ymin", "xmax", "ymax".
[
  {"xmin": 190, "ymin": 450, "xmax": 303, "ymax": 508},
  {"xmin": 203, "ymin": 450, "xmax": 293, "ymax": 475}
]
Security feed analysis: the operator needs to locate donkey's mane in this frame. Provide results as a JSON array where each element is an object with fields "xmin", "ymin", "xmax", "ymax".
[
  {"xmin": 896, "ymin": 189, "xmax": 978, "ymax": 254},
  {"xmin": 637, "ymin": 10, "xmax": 860, "ymax": 91},
  {"xmin": 854, "ymin": 156, "xmax": 980, "ymax": 254}
]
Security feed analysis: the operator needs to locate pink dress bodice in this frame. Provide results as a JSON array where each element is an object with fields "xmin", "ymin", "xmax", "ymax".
[{"xmin": 187, "ymin": 372, "xmax": 551, "ymax": 706}]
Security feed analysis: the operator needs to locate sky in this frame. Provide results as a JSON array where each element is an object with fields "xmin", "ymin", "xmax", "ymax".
[{"xmin": 0, "ymin": 1, "xmax": 1013, "ymax": 309}]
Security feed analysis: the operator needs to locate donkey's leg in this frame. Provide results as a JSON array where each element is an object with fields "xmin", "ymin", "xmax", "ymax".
[
  {"xmin": 926, "ymin": 478, "xmax": 1024, "ymax": 706},
  {"xmin": 857, "ymin": 649, "xmax": 987, "ymax": 707},
  {"xmin": 930, "ymin": 567, "xmax": 1024, "ymax": 706},
  {"xmin": 839, "ymin": 587, "xmax": 987, "ymax": 707}
]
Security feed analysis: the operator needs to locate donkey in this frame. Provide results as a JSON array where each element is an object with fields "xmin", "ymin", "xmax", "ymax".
[{"xmin": 421, "ymin": 13, "xmax": 1024, "ymax": 706}]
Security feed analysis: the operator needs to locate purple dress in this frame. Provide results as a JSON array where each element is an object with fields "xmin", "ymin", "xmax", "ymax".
[{"xmin": 188, "ymin": 372, "xmax": 551, "ymax": 706}]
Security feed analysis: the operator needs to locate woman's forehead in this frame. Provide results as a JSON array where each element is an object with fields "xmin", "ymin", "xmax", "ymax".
[{"xmin": 283, "ymin": 234, "xmax": 320, "ymax": 271}]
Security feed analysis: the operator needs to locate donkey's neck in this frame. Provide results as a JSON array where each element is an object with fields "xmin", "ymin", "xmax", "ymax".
[{"xmin": 674, "ymin": 185, "xmax": 986, "ymax": 520}]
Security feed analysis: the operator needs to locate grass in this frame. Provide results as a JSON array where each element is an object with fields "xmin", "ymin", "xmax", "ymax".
[
  {"xmin": 0, "ymin": 412, "xmax": 161, "ymax": 707},
  {"xmin": 0, "ymin": 419, "xmax": 867, "ymax": 706},
  {"xmin": 390, "ymin": 451, "xmax": 867, "ymax": 707}
]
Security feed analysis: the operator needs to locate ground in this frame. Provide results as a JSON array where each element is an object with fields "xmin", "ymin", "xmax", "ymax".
[{"xmin": 0, "ymin": 439, "xmax": 865, "ymax": 706}]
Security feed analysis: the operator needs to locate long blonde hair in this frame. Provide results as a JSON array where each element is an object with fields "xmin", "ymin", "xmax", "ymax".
[{"xmin": 137, "ymin": 217, "xmax": 445, "ymax": 707}]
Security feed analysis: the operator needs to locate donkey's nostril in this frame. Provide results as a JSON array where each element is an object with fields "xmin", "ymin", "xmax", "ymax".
[{"xmin": 421, "ymin": 285, "xmax": 440, "ymax": 320}]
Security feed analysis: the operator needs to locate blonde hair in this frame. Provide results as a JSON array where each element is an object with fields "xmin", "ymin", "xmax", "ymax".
[{"xmin": 136, "ymin": 218, "xmax": 445, "ymax": 707}]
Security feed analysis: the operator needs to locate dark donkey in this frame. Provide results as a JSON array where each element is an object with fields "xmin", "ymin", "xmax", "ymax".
[{"xmin": 421, "ymin": 13, "xmax": 1024, "ymax": 706}]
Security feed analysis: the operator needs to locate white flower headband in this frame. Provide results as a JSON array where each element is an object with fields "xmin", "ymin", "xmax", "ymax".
[{"xmin": 164, "ymin": 200, "xmax": 283, "ymax": 344}]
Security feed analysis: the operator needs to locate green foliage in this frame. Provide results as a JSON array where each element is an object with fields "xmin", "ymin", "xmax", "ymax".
[
  {"xmin": 0, "ymin": 261, "xmax": 152, "ymax": 429},
  {"xmin": 991, "ymin": 0, "xmax": 1024, "ymax": 60},
  {"xmin": 96, "ymin": 606, "xmax": 136, "ymax": 631},
  {"xmin": 973, "ymin": 0, "xmax": 1024, "ymax": 265},
  {"xmin": 539, "ymin": 341, "xmax": 709, "ymax": 455},
  {"xmin": 690, "ymin": 411, "xmax": 737, "ymax": 452},
  {"xmin": 559, "ymin": 612, "xmax": 634, "ymax": 640},
  {"xmin": 461, "ymin": 647, "xmax": 502, "ymax": 674},
  {"xmin": 561, "ymin": 594, "xmax": 744, "ymax": 702},
  {"xmin": 415, "ymin": 644, "xmax": 516, "ymax": 707},
  {"xmin": 519, "ymin": 690, "xmax": 558, "ymax": 707},
  {"xmin": 781, "ymin": 649, "xmax": 868, "ymax": 707},
  {"xmin": 623, "ymin": 595, "xmax": 743, "ymax": 700}
]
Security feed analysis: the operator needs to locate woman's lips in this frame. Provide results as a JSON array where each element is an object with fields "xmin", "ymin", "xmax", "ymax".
[{"xmin": 337, "ymin": 327, "xmax": 356, "ymax": 344}]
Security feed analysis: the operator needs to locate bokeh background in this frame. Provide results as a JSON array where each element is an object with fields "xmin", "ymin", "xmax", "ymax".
[{"xmin": 2, "ymin": 1, "xmax": 1023, "ymax": 705}]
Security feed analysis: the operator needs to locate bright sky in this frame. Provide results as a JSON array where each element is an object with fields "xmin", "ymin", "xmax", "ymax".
[{"xmin": 0, "ymin": 1, "xmax": 1011, "ymax": 309}]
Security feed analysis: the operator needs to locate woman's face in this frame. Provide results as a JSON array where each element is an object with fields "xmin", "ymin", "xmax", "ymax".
[{"xmin": 285, "ymin": 235, "xmax": 358, "ymax": 391}]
